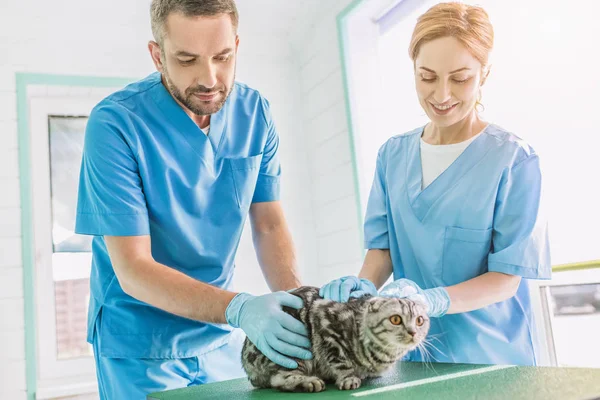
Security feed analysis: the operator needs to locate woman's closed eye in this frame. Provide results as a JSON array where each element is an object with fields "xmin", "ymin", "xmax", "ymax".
[
  {"xmin": 420, "ymin": 75, "xmax": 471, "ymax": 84},
  {"xmin": 451, "ymin": 76, "xmax": 471, "ymax": 84}
]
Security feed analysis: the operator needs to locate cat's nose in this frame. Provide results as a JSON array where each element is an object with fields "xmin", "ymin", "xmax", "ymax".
[{"xmin": 407, "ymin": 330, "xmax": 417, "ymax": 337}]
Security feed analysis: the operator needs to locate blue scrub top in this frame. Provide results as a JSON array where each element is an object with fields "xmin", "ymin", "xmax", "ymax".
[
  {"xmin": 364, "ymin": 124, "xmax": 551, "ymax": 366},
  {"xmin": 75, "ymin": 72, "xmax": 281, "ymax": 358}
]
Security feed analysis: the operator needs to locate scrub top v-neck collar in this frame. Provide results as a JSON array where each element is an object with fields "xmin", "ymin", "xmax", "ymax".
[
  {"xmin": 406, "ymin": 125, "xmax": 493, "ymax": 221},
  {"xmin": 151, "ymin": 75, "xmax": 227, "ymax": 162}
]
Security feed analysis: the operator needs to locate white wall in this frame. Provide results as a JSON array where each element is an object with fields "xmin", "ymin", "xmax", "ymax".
[
  {"xmin": 1, "ymin": 0, "xmax": 29, "ymax": 391},
  {"xmin": 473, "ymin": 0, "xmax": 600, "ymax": 265},
  {"xmin": 0, "ymin": 0, "xmax": 320, "ymax": 398},
  {"xmin": 233, "ymin": 11, "xmax": 320, "ymax": 294},
  {"xmin": 288, "ymin": 0, "xmax": 365, "ymax": 286}
]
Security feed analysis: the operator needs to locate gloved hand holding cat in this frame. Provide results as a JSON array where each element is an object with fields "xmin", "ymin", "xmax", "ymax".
[
  {"xmin": 379, "ymin": 278, "xmax": 451, "ymax": 318},
  {"xmin": 321, "ymin": 276, "xmax": 451, "ymax": 318},
  {"xmin": 225, "ymin": 291, "xmax": 313, "ymax": 369}
]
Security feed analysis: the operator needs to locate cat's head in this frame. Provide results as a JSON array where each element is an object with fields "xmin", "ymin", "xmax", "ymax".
[{"xmin": 363, "ymin": 297, "xmax": 430, "ymax": 350}]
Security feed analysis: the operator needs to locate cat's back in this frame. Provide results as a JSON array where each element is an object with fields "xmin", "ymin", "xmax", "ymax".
[
  {"xmin": 288, "ymin": 285, "xmax": 321, "ymax": 302},
  {"xmin": 281, "ymin": 286, "xmax": 321, "ymax": 326}
]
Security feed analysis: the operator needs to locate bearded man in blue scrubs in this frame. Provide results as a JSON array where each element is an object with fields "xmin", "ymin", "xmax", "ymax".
[{"xmin": 75, "ymin": 1, "xmax": 312, "ymax": 398}]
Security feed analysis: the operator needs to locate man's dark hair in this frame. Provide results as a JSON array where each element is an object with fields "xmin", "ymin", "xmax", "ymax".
[{"xmin": 151, "ymin": 0, "xmax": 239, "ymax": 46}]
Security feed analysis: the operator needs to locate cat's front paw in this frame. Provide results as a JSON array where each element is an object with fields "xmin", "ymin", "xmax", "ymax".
[
  {"xmin": 273, "ymin": 374, "xmax": 326, "ymax": 393},
  {"xmin": 301, "ymin": 377, "xmax": 326, "ymax": 393},
  {"xmin": 337, "ymin": 376, "xmax": 362, "ymax": 390}
]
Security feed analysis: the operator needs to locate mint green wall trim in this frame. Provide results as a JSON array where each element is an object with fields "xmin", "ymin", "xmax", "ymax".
[
  {"xmin": 553, "ymin": 260, "xmax": 600, "ymax": 273},
  {"xmin": 337, "ymin": 0, "xmax": 367, "ymax": 254},
  {"xmin": 16, "ymin": 72, "xmax": 136, "ymax": 400}
]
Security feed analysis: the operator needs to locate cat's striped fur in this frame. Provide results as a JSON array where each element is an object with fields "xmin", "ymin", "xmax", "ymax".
[{"xmin": 241, "ymin": 286, "xmax": 430, "ymax": 392}]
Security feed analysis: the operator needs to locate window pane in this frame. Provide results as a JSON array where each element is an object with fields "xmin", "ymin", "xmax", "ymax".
[
  {"xmin": 49, "ymin": 116, "xmax": 93, "ymax": 359},
  {"xmin": 55, "ymin": 277, "xmax": 93, "ymax": 359},
  {"xmin": 49, "ymin": 116, "xmax": 92, "ymax": 253},
  {"xmin": 549, "ymin": 283, "xmax": 600, "ymax": 368}
]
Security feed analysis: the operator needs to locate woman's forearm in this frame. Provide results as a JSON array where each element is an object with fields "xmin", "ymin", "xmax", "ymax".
[
  {"xmin": 358, "ymin": 249, "xmax": 394, "ymax": 289},
  {"xmin": 445, "ymin": 272, "xmax": 521, "ymax": 314}
]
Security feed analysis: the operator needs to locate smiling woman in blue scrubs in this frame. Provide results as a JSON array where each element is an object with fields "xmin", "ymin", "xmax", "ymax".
[
  {"xmin": 321, "ymin": 2, "xmax": 551, "ymax": 366},
  {"xmin": 75, "ymin": 1, "xmax": 313, "ymax": 399}
]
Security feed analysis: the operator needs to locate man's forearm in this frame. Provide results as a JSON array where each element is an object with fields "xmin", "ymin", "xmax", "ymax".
[
  {"xmin": 253, "ymin": 226, "xmax": 302, "ymax": 291},
  {"xmin": 115, "ymin": 257, "xmax": 237, "ymax": 324}
]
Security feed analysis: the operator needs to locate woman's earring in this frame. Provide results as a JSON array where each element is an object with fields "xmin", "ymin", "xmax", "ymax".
[{"xmin": 475, "ymin": 89, "xmax": 484, "ymax": 113}]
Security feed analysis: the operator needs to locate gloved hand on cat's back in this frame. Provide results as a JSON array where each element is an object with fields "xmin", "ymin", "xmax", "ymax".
[
  {"xmin": 225, "ymin": 291, "xmax": 313, "ymax": 369},
  {"xmin": 319, "ymin": 276, "xmax": 378, "ymax": 302},
  {"xmin": 379, "ymin": 278, "xmax": 451, "ymax": 318}
]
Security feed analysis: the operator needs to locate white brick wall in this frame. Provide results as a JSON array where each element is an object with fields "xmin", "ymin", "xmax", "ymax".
[
  {"xmin": 0, "ymin": 150, "xmax": 22, "ymax": 400},
  {"xmin": 0, "ymin": 237, "xmax": 23, "ymax": 268},
  {"xmin": 290, "ymin": 0, "xmax": 365, "ymax": 285},
  {"xmin": 0, "ymin": 292, "xmax": 27, "ymax": 398},
  {"xmin": 0, "ymin": 120, "xmax": 18, "ymax": 150},
  {"xmin": 0, "ymin": 0, "xmax": 319, "ymax": 397},
  {"xmin": 1, "ymin": 28, "xmax": 28, "ymax": 394},
  {"xmin": 2, "ymin": 10, "xmax": 36, "ymax": 396}
]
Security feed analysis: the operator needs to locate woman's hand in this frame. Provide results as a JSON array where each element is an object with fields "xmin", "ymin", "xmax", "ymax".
[{"xmin": 379, "ymin": 278, "xmax": 451, "ymax": 317}]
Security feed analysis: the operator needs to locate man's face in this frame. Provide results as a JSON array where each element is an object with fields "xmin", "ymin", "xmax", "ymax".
[{"xmin": 149, "ymin": 12, "xmax": 239, "ymax": 116}]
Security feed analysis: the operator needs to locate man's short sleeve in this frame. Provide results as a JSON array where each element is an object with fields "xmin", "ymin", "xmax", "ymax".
[
  {"xmin": 75, "ymin": 102, "xmax": 149, "ymax": 236},
  {"xmin": 252, "ymin": 97, "xmax": 281, "ymax": 203}
]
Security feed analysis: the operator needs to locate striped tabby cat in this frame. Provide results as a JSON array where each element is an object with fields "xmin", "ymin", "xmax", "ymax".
[{"xmin": 241, "ymin": 286, "xmax": 430, "ymax": 392}]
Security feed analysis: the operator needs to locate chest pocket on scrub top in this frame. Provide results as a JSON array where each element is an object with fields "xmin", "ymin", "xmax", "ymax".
[
  {"xmin": 442, "ymin": 226, "xmax": 493, "ymax": 286},
  {"xmin": 227, "ymin": 154, "xmax": 262, "ymax": 209}
]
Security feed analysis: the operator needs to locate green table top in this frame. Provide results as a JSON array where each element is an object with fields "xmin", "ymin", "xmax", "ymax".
[{"xmin": 147, "ymin": 362, "xmax": 600, "ymax": 400}]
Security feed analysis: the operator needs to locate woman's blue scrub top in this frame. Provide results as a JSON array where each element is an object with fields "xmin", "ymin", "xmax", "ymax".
[
  {"xmin": 75, "ymin": 72, "xmax": 280, "ymax": 358},
  {"xmin": 364, "ymin": 125, "xmax": 551, "ymax": 365}
]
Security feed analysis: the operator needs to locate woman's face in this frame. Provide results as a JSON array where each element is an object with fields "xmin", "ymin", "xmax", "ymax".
[{"xmin": 414, "ymin": 36, "xmax": 486, "ymax": 127}]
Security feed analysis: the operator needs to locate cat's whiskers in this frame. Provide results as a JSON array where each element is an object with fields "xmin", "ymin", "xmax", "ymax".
[
  {"xmin": 415, "ymin": 343, "xmax": 428, "ymax": 360},
  {"xmin": 419, "ymin": 333, "xmax": 446, "ymax": 357},
  {"xmin": 427, "ymin": 332, "xmax": 446, "ymax": 338},
  {"xmin": 421, "ymin": 338, "xmax": 446, "ymax": 359},
  {"xmin": 414, "ymin": 343, "xmax": 436, "ymax": 373},
  {"xmin": 425, "ymin": 334, "xmax": 447, "ymax": 350},
  {"xmin": 425, "ymin": 332, "xmax": 447, "ymax": 343}
]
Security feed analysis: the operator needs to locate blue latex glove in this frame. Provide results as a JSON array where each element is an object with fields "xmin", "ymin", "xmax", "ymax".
[
  {"xmin": 319, "ymin": 276, "xmax": 378, "ymax": 303},
  {"xmin": 379, "ymin": 278, "xmax": 451, "ymax": 318},
  {"xmin": 225, "ymin": 292, "xmax": 312, "ymax": 369}
]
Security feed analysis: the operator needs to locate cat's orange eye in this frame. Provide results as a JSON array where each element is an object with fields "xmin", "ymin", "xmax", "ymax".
[
  {"xmin": 416, "ymin": 316, "xmax": 425, "ymax": 326},
  {"xmin": 389, "ymin": 315, "xmax": 403, "ymax": 325}
]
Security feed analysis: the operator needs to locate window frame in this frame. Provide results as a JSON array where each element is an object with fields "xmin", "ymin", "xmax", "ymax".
[
  {"xmin": 29, "ymin": 95, "xmax": 104, "ymax": 399},
  {"xmin": 17, "ymin": 74, "xmax": 135, "ymax": 400},
  {"xmin": 528, "ymin": 263, "xmax": 600, "ymax": 367}
]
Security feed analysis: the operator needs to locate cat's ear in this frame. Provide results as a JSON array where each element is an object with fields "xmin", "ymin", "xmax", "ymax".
[{"xmin": 368, "ymin": 298, "xmax": 384, "ymax": 313}]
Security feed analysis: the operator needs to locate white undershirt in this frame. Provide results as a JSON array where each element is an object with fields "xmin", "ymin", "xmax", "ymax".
[
  {"xmin": 420, "ymin": 126, "xmax": 487, "ymax": 189},
  {"xmin": 200, "ymin": 125, "xmax": 210, "ymax": 135}
]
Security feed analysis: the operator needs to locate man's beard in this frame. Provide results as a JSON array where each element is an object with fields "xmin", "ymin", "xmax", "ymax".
[{"xmin": 163, "ymin": 67, "xmax": 234, "ymax": 116}]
